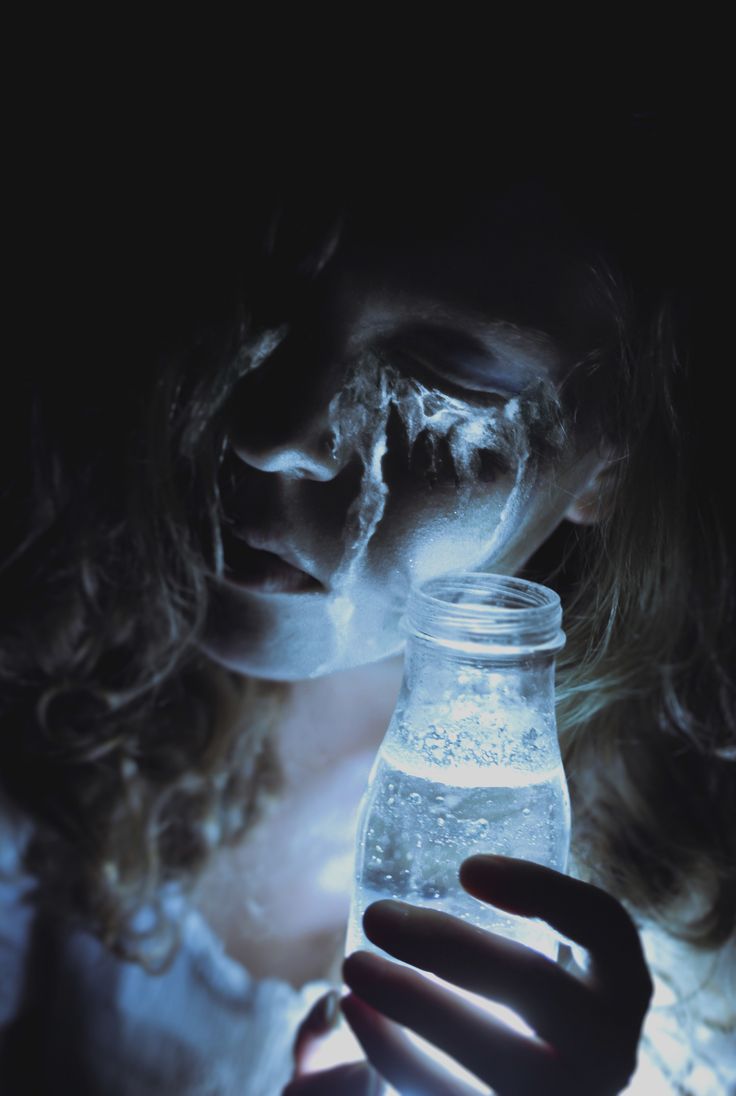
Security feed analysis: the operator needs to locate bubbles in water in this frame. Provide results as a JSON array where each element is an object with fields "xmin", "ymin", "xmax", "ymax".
[
  {"xmin": 347, "ymin": 752, "xmax": 570, "ymax": 963},
  {"xmin": 392, "ymin": 697, "xmax": 560, "ymax": 779},
  {"xmin": 466, "ymin": 817, "xmax": 489, "ymax": 839}
]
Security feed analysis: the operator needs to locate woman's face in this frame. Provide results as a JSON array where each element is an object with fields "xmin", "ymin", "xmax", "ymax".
[{"xmin": 201, "ymin": 189, "xmax": 614, "ymax": 680}]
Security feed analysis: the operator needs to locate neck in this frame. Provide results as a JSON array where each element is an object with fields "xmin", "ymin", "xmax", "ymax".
[{"xmin": 276, "ymin": 654, "xmax": 405, "ymax": 783}]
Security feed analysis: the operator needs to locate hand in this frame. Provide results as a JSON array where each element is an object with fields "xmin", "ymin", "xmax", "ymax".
[{"xmin": 339, "ymin": 855, "xmax": 653, "ymax": 1095}]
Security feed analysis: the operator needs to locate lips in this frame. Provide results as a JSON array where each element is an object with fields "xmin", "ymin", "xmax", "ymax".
[{"xmin": 220, "ymin": 524, "xmax": 324, "ymax": 593}]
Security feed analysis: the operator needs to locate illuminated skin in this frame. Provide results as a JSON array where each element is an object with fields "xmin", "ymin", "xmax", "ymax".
[
  {"xmin": 200, "ymin": 193, "xmax": 653, "ymax": 1094},
  {"xmin": 201, "ymin": 194, "xmax": 613, "ymax": 680}
]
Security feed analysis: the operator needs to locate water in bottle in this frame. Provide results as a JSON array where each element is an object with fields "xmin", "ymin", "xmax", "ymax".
[{"xmin": 344, "ymin": 573, "xmax": 570, "ymax": 1091}]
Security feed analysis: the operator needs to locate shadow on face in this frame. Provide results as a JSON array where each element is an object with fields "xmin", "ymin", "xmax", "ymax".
[{"xmin": 201, "ymin": 172, "xmax": 624, "ymax": 680}]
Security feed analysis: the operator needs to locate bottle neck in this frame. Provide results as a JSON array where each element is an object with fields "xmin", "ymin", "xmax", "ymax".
[
  {"xmin": 403, "ymin": 637, "xmax": 558, "ymax": 724},
  {"xmin": 406, "ymin": 574, "xmax": 565, "ymax": 657}
]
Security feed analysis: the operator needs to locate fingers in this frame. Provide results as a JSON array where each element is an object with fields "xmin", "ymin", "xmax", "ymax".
[
  {"xmin": 341, "ymin": 992, "xmax": 483, "ymax": 1096},
  {"xmin": 283, "ymin": 1060, "xmax": 383, "ymax": 1096},
  {"xmin": 362, "ymin": 900, "xmax": 594, "ymax": 1056},
  {"xmin": 343, "ymin": 861, "xmax": 653, "ymax": 1095},
  {"xmin": 459, "ymin": 856, "xmax": 653, "ymax": 1014},
  {"xmin": 343, "ymin": 951, "xmax": 565, "ymax": 1095}
]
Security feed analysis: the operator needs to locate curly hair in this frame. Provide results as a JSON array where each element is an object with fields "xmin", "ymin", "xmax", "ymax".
[
  {"xmin": 1, "ymin": 252, "xmax": 291, "ymax": 966},
  {"xmin": 1, "ymin": 107, "xmax": 732, "ymax": 971},
  {"xmin": 552, "ymin": 291, "xmax": 736, "ymax": 947}
]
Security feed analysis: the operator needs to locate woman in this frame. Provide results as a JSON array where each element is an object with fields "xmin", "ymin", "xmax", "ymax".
[{"xmin": 1, "ymin": 109, "xmax": 733, "ymax": 1093}]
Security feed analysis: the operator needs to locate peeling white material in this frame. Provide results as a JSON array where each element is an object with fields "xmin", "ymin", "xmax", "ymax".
[{"xmin": 318, "ymin": 352, "xmax": 565, "ymax": 658}]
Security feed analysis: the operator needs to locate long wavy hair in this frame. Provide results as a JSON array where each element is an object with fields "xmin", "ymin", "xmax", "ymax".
[
  {"xmin": 552, "ymin": 289, "xmax": 736, "ymax": 947},
  {"xmin": 1, "ymin": 109, "xmax": 733, "ymax": 969},
  {"xmin": 1, "ymin": 231, "xmax": 287, "ymax": 967}
]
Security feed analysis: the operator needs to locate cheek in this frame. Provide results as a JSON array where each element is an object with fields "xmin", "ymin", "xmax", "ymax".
[
  {"xmin": 365, "ymin": 473, "xmax": 522, "ymax": 588},
  {"xmin": 412, "ymin": 487, "xmax": 521, "ymax": 582}
]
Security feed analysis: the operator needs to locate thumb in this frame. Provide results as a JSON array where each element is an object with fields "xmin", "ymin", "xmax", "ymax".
[{"xmin": 293, "ymin": 990, "xmax": 342, "ymax": 1074}]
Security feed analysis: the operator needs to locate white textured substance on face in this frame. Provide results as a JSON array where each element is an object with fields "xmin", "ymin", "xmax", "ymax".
[
  {"xmin": 321, "ymin": 354, "xmax": 565, "ymax": 656},
  {"xmin": 236, "ymin": 331, "xmax": 566, "ymax": 670},
  {"xmin": 247, "ymin": 325, "xmax": 290, "ymax": 373}
]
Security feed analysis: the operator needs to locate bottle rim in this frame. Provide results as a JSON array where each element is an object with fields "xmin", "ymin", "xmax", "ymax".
[{"xmin": 404, "ymin": 572, "xmax": 565, "ymax": 654}]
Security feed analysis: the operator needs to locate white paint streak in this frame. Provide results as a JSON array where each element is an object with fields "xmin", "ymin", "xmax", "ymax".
[{"xmin": 317, "ymin": 354, "xmax": 565, "ymax": 656}]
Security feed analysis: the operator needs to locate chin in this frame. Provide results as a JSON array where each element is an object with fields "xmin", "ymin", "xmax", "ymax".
[
  {"xmin": 199, "ymin": 635, "xmax": 402, "ymax": 682},
  {"xmin": 198, "ymin": 644, "xmax": 332, "ymax": 682},
  {"xmin": 200, "ymin": 581, "xmax": 404, "ymax": 681}
]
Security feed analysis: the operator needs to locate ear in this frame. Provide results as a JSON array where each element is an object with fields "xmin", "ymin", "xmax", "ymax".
[{"xmin": 564, "ymin": 450, "xmax": 619, "ymax": 526}]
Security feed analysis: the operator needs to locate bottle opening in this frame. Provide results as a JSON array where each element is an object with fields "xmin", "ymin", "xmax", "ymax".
[{"xmin": 406, "ymin": 573, "xmax": 565, "ymax": 654}]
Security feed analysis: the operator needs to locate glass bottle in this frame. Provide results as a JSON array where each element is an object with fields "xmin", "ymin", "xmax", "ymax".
[{"xmin": 346, "ymin": 572, "xmax": 570, "ymax": 962}]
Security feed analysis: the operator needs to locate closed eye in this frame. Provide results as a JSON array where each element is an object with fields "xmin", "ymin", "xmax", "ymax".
[
  {"xmin": 382, "ymin": 345, "xmax": 517, "ymax": 405},
  {"xmin": 377, "ymin": 325, "xmax": 536, "ymax": 401}
]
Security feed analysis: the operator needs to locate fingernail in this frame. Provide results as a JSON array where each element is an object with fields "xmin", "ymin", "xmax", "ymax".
[{"xmin": 319, "ymin": 989, "xmax": 341, "ymax": 1029}]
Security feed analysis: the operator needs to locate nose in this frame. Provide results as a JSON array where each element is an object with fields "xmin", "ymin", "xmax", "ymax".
[
  {"xmin": 224, "ymin": 334, "xmax": 344, "ymax": 482},
  {"xmin": 229, "ymin": 421, "xmax": 339, "ymax": 481}
]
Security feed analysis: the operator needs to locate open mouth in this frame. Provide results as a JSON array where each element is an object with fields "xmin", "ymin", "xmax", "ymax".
[{"xmin": 220, "ymin": 524, "xmax": 324, "ymax": 594}]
